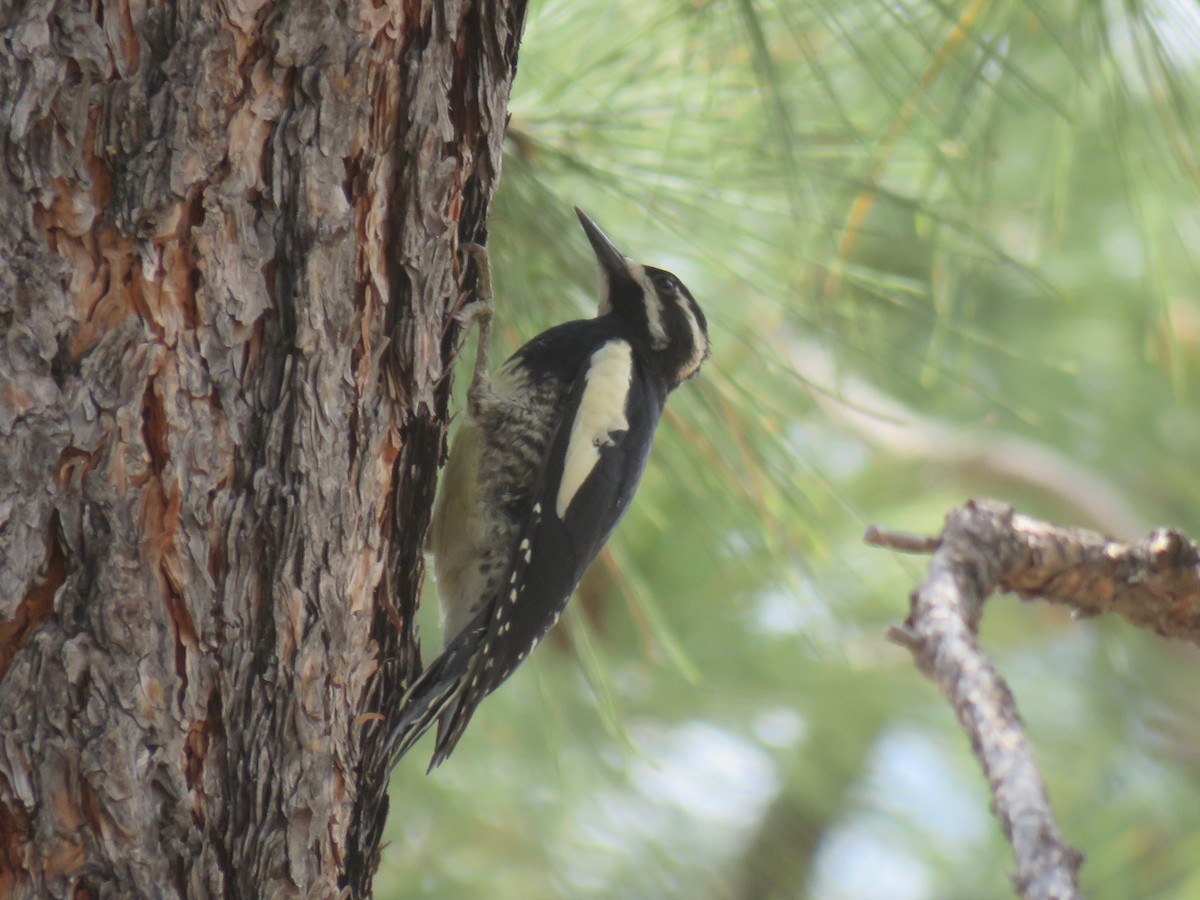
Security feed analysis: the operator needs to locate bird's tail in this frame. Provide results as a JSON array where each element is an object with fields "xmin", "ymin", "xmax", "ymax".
[{"xmin": 386, "ymin": 620, "xmax": 482, "ymax": 771}]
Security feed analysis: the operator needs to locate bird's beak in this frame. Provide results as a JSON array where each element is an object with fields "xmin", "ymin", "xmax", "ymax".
[{"xmin": 575, "ymin": 207, "xmax": 627, "ymax": 279}]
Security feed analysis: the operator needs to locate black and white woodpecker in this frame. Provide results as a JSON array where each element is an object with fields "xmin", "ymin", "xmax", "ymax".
[{"xmin": 388, "ymin": 208, "xmax": 710, "ymax": 770}]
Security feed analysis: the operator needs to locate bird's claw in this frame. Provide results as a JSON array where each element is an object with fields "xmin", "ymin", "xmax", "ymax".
[{"xmin": 455, "ymin": 297, "xmax": 493, "ymax": 328}]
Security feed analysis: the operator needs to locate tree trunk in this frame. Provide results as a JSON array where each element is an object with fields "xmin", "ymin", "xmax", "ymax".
[{"xmin": 0, "ymin": 0, "xmax": 527, "ymax": 895}]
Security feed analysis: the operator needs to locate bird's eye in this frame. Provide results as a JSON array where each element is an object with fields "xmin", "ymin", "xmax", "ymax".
[{"xmin": 651, "ymin": 273, "xmax": 678, "ymax": 295}]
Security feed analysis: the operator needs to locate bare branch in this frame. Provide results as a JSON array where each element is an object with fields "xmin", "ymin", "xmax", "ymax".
[
  {"xmin": 869, "ymin": 498, "xmax": 1200, "ymax": 894},
  {"xmin": 873, "ymin": 500, "xmax": 1200, "ymax": 642},
  {"xmin": 869, "ymin": 500, "xmax": 1086, "ymax": 899},
  {"xmin": 999, "ymin": 516, "xmax": 1200, "ymax": 643},
  {"xmin": 864, "ymin": 525, "xmax": 940, "ymax": 554}
]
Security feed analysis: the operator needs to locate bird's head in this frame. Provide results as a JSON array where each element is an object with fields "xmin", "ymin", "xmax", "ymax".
[{"xmin": 575, "ymin": 207, "xmax": 710, "ymax": 387}]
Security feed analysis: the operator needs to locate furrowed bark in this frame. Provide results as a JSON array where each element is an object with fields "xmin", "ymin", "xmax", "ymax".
[{"xmin": 0, "ymin": 0, "xmax": 527, "ymax": 896}]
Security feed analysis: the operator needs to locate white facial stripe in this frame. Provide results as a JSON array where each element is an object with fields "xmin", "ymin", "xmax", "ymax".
[
  {"xmin": 675, "ymin": 296, "xmax": 709, "ymax": 381},
  {"xmin": 624, "ymin": 260, "xmax": 668, "ymax": 347},
  {"xmin": 556, "ymin": 340, "xmax": 633, "ymax": 519},
  {"xmin": 596, "ymin": 264, "xmax": 612, "ymax": 315}
]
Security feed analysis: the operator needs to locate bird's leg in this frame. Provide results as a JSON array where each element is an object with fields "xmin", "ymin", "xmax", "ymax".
[{"xmin": 457, "ymin": 242, "xmax": 496, "ymax": 421}]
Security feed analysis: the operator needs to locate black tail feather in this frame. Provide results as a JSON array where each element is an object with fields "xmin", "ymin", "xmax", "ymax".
[
  {"xmin": 387, "ymin": 615, "xmax": 488, "ymax": 771},
  {"xmin": 387, "ymin": 652, "xmax": 464, "ymax": 769}
]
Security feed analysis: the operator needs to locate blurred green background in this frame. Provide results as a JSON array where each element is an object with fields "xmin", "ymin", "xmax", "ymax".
[{"xmin": 380, "ymin": 1, "xmax": 1200, "ymax": 896}]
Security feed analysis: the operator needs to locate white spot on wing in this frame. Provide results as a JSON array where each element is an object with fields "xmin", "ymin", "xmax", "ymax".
[{"xmin": 556, "ymin": 340, "xmax": 633, "ymax": 519}]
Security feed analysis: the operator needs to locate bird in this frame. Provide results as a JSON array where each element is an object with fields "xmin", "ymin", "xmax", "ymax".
[{"xmin": 387, "ymin": 207, "xmax": 709, "ymax": 770}]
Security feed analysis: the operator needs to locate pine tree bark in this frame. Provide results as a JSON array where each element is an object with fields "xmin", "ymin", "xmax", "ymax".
[{"xmin": 0, "ymin": 0, "xmax": 527, "ymax": 895}]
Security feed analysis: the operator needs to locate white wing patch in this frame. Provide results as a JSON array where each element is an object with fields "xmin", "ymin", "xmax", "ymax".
[{"xmin": 556, "ymin": 340, "xmax": 634, "ymax": 519}]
